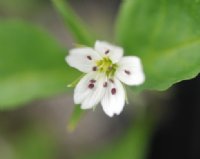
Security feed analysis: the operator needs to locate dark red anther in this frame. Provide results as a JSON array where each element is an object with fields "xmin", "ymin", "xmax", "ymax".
[
  {"xmin": 88, "ymin": 83, "xmax": 94, "ymax": 89},
  {"xmin": 124, "ymin": 70, "xmax": 131, "ymax": 75},
  {"xmin": 111, "ymin": 88, "xmax": 116, "ymax": 95},
  {"xmin": 90, "ymin": 79, "xmax": 96, "ymax": 83},
  {"xmin": 109, "ymin": 79, "xmax": 114, "ymax": 83},
  {"xmin": 87, "ymin": 55, "xmax": 92, "ymax": 60},
  {"xmin": 103, "ymin": 82, "xmax": 108, "ymax": 87},
  {"xmin": 105, "ymin": 49, "xmax": 110, "ymax": 54},
  {"xmin": 92, "ymin": 66, "xmax": 97, "ymax": 71}
]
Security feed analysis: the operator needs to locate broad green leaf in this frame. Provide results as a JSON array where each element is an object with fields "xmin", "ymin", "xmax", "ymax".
[
  {"xmin": 51, "ymin": 0, "xmax": 95, "ymax": 46},
  {"xmin": 0, "ymin": 20, "xmax": 79, "ymax": 109},
  {"xmin": 116, "ymin": 0, "xmax": 200, "ymax": 91}
]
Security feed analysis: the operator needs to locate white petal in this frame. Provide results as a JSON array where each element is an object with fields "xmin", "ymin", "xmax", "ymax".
[
  {"xmin": 94, "ymin": 40, "xmax": 123, "ymax": 63},
  {"xmin": 74, "ymin": 72, "xmax": 106, "ymax": 109},
  {"xmin": 116, "ymin": 56, "xmax": 145, "ymax": 85},
  {"xmin": 74, "ymin": 72, "xmax": 94, "ymax": 105},
  {"xmin": 101, "ymin": 78, "xmax": 125, "ymax": 117},
  {"xmin": 66, "ymin": 47, "xmax": 101, "ymax": 73},
  {"xmin": 81, "ymin": 74, "xmax": 106, "ymax": 109}
]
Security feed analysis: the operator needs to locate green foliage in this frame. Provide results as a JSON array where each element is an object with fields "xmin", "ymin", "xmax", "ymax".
[
  {"xmin": 51, "ymin": 0, "xmax": 95, "ymax": 46},
  {"xmin": 0, "ymin": 0, "xmax": 42, "ymax": 14},
  {"xmin": 0, "ymin": 125, "xmax": 56, "ymax": 159},
  {"xmin": 116, "ymin": 0, "xmax": 200, "ymax": 91},
  {"xmin": 14, "ymin": 126, "xmax": 56, "ymax": 159},
  {"xmin": 0, "ymin": 20, "xmax": 79, "ymax": 109},
  {"xmin": 83, "ymin": 115, "xmax": 154, "ymax": 159}
]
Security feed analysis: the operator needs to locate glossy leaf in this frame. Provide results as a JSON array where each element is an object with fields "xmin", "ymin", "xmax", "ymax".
[
  {"xmin": 116, "ymin": 0, "xmax": 200, "ymax": 91},
  {"xmin": 0, "ymin": 21, "xmax": 79, "ymax": 109}
]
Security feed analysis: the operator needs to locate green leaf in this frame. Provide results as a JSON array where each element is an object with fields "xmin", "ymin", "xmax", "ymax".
[
  {"xmin": 51, "ymin": 0, "xmax": 95, "ymax": 46},
  {"xmin": 116, "ymin": 0, "xmax": 200, "ymax": 91},
  {"xmin": 0, "ymin": 20, "xmax": 79, "ymax": 109}
]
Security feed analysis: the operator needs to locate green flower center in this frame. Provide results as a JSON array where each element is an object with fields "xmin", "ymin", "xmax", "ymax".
[{"xmin": 96, "ymin": 57, "xmax": 118, "ymax": 77}]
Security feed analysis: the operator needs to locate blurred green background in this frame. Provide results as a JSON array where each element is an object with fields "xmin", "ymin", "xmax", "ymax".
[{"xmin": 0, "ymin": 0, "xmax": 200, "ymax": 159}]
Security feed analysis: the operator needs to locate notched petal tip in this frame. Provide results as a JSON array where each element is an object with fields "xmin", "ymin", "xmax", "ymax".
[
  {"xmin": 106, "ymin": 112, "xmax": 114, "ymax": 117},
  {"xmin": 103, "ymin": 108, "xmax": 123, "ymax": 117},
  {"xmin": 65, "ymin": 55, "xmax": 71, "ymax": 64},
  {"xmin": 80, "ymin": 104, "xmax": 91, "ymax": 109},
  {"xmin": 65, "ymin": 55, "xmax": 73, "ymax": 67},
  {"xmin": 135, "ymin": 72, "xmax": 145, "ymax": 85},
  {"xmin": 102, "ymin": 106, "xmax": 114, "ymax": 117}
]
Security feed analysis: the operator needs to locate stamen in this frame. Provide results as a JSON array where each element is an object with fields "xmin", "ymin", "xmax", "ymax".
[
  {"xmin": 88, "ymin": 83, "xmax": 94, "ymax": 89},
  {"xmin": 95, "ymin": 57, "xmax": 117, "ymax": 77},
  {"xmin": 111, "ymin": 88, "xmax": 116, "ymax": 95},
  {"xmin": 92, "ymin": 66, "xmax": 97, "ymax": 71},
  {"xmin": 87, "ymin": 55, "xmax": 92, "ymax": 60},
  {"xmin": 124, "ymin": 70, "xmax": 131, "ymax": 75},
  {"xmin": 109, "ymin": 79, "xmax": 114, "ymax": 83},
  {"xmin": 90, "ymin": 79, "xmax": 96, "ymax": 83},
  {"xmin": 103, "ymin": 82, "xmax": 108, "ymax": 87},
  {"xmin": 105, "ymin": 49, "xmax": 110, "ymax": 54}
]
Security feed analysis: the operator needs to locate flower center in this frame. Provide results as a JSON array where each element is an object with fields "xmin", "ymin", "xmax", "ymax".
[{"xmin": 96, "ymin": 57, "xmax": 118, "ymax": 77}]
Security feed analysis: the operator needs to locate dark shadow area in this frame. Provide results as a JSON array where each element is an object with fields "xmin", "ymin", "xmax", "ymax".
[{"xmin": 148, "ymin": 75, "xmax": 200, "ymax": 159}]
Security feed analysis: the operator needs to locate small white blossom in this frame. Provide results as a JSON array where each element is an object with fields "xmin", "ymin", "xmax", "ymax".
[{"xmin": 66, "ymin": 41, "xmax": 145, "ymax": 117}]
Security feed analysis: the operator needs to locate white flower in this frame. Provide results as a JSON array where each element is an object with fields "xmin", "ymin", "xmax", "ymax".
[{"xmin": 66, "ymin": 41, "xmax": 145, "ymax": 117}]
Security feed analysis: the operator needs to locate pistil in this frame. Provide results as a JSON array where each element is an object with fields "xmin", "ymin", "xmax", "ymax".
[{"xmin": 96, "ymin": 57, "xmax": 118, "ymax": 77}]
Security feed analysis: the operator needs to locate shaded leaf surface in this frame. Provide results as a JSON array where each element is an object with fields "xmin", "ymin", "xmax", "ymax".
[
  {"xmin": 116, "ymin": 0, "xmax": 200, "ymax": 91},
  {"xmin": 0, "ymin": 21, "xmax": 78, "ymax": 109}
]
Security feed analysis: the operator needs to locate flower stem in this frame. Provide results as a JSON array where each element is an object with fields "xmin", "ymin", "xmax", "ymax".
[
  {"xmin": 51, "ymin": 0, "xmax": 95, "ymax": 46},
  {"xmin": 67, "ymin": 105, "xmax": 84, "ymax": 132}
]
